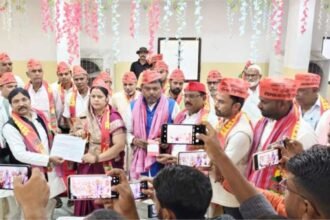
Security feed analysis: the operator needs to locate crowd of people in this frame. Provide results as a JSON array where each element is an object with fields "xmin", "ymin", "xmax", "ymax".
[{"xmin": 0, "ymin": 46, "xmax": 330, "ymax": 219}]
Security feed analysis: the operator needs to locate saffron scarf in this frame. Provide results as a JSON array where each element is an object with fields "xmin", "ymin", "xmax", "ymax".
[
  {"xmin": 130, "ymin": 95, "xmax": 169, "ymax": 179},
  {"xmin": 69, "ymin": 90, "xmax": 78, "ymax": 118},
  {"xmin": 25, "ymin": 81, "xmax": 57, "ymax": 131},
  {"xmin": 246, "ymin": 105, "xmax": 300, "ymax": 191},
  {"xmin": 319, "ymin": 95, "xmax": 330, "ymax": 114}
]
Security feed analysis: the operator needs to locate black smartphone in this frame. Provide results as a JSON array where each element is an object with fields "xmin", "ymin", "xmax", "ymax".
[
  {"xmin": 253, "ymin": 149, "xmax": 282, "ymax": 171},
  {"xmin": 161, "ymin": 124, "xmax": 206, "ymax": 145},
  {"xmin": 178, "ymin": 151, "xmax": 211, "ymax": 168},
  {"xmin": 129, "ymin": 180, "xmax": 148, "ymax": 200},
  {"xmin": 67, "ymin": 175, "xmax": 119, "ymax": 200},
  {"xmin": 0, "ymin": 164, "xmax": 31, "ymax": 190},
  {"xmin": 148, "ymin": 204, "xmax": 158, "ymax": 218}
]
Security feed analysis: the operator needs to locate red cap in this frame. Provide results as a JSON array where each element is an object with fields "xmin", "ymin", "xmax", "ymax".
[
  {"xmin": 0, "ymin": 72, "xmax": 17, "ymax": 86},
  {"xmin": 72, "ymin": 65, "xmax": 87, "ymax": 76},
  {"xmin": 169, "ymin": 69, "xmax": 185, "ymax": 81},
  {"xmin": 96, "ymin": 71, "xmax": 112, "ymax": 82},
  {"xmin": 259, "ymin": 77, "xmax": 297, "ymax": 101},
  {"xmin": 92, "ymin": 78, "xmax": 110, "ymax": 94},
  {"xmin": 0, "ymin": 53, "xmax": 10, "ymax": 62},
  {"xmin": 27, "ymin": 59, "xmax": 42, "ymax": 71},
  {"xmin": 184, "ymin": 81, "xmax": 206, "ymax": 93},
  {"xmin": 122, "ymin": 71, "xmax": 137, "ymax": 83},
  {"xmin": 148, "ymin": 54, "xmax": 163, "ymax": 64},
  {"xmin": 295, "ymin": 72, "xmax": 320, "ymax": 89},
  {"xmin": 207, "ymin": 70, "xmax": 222, "ymax": 81},
  {"xmin": 142, "ymin": 70, "xmax": 162, "ymax": 84},
  {"xmin": 155, "ymin": 61, "xmax": 168, "ymax": 72},
  {"xmin": 217, "ymin": 77, "xmax": 249, "ymax": 99},
  {"xmin": 57, "ymin": 61, "xmax": 70, "ymax": 74}
]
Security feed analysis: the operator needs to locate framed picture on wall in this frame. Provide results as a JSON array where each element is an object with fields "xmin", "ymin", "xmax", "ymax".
[{"xmin": 158, "ymin": 37, "xmax": 202, "ymax": 81}]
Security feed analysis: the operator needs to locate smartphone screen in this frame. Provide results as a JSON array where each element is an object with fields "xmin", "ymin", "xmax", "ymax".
[
  {"xmin": 253, "ymin": 149, "xmax": 281, "ymax": 171},
  {"xmin": 129, "ymin": 181, "xmax": 148, "ymax": 200},
  {"xmin": 68, "ymin": 175, "xmax": 119, "ymax": 200},
  {"xmin": 0, "ymin": 164, "xmax": 31, "ymax": 190},
  {"xmin": 178, "ymin": 151, "xmax": 211, "ymax": 168},
  {"xmin": 161, "ymin": 124, "xmax": 205, "ymax": 145}
]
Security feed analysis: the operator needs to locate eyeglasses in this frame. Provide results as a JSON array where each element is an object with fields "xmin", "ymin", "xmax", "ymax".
[
  {"xmin": 207, "ymin": 81, "xmax": 220, "ymax": 86},
  {"xmin": 184, "ymin": 94, "xmax": 202, "ymax": 99},
  {"xmin": 31, "ymin": 69, "xmax": 43, "ymax": 73}
]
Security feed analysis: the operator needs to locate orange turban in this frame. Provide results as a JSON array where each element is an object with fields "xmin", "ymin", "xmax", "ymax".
[
  {"xmin": 27, "ymin": 59, "xmax": 42, "ymax": 71},
  {"xmin": 141, "ymin": 70, "xmax": 162, "ymax": 84},
  {"xmin": 184, "ymin": 81, "xmax": 206, "ymax": 93},
  {"xmin": 207, "ymin": 70, "xmax": 222, "ymax": 81},
  {"xmin": 72, "ymin": 65, "xmax": 87, "ymax": 76},
  {"xmin": 57, "ymin": 61, "xmax": 70, "ymax": 74},
  {"xmin": 122, "ymin": 71, "xmax": 137, "ymax": 83},
  {"xmin": 217, "ymin": 77, "xmax": 249, "ymax": 99},
  {"xmin": 259, "ymin": 77, "xmax": 297, "ymax": 101},
  {"xmin": 0, "ymin": 53, "xmax": 10, "ymax": 62},
  {"xmin": 0, "ymin": 72, "xmax": 17, "ymax": 86},
  {"xmin": 96, "ymin": 71, "xmax": 112, "ymax": 82},
  {"xmin": 149, "ymin": 54, "xmax": 163, "ymax": 64},
  {"xmin": 169, "ymin": 69, "xmax": 185, "ymax": 81},
  {"xmin": 295, "ymin": 72, "xmax": 320, "ymax": 89},
  {"xmin": 92, "ymin": 78, "xmax": 110, "ymax": 94},
  {"xmin": 155, "ymin": 61, "xmax": 168, "ymax": 72}
]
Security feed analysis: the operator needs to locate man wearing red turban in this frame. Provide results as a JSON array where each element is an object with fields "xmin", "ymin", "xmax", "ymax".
[
  {"xmin": 165, "ymin": 69, "xmax": 185, "ymax": 109},
  {"xmin": 0, "ymin": 52, "xmax": 24, "ymax": 87}
]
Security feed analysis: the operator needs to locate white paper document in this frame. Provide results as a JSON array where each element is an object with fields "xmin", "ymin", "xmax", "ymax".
[{"xmin": 50, "ymin": 134, "xmax": 86, "ymax": 162}]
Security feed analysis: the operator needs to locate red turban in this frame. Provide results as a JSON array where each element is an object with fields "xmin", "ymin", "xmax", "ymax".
[
  {"xmin": 142, "ymin": 70, "xmax": 162, "ymax": 84},
  {"xmin": 169, "ymin": 69, "xmax": 185, "ymax": 81},
  {"xmin": 72, "ymin": 65, "xmax": 87, "ymax": 76},
  {"xmin": 207, "ymin": 70, "xmax": 222, "ymax": 81},
  {"xmin": 217, "ymin": 78, "xmax": 249, "ymax": 99},
  {"xmin": 259, "ymin": 77, "xmax": 297, "ymax": 101},
  {"xmin": 155, "ymin": 61, "xmax": 168, "ymax": 72},
  {"xmin": 0, "ymin": 53, "xmax": 10, "ymax": 62},
  {"xmin": 122, "ymin": 72, "xmax": 137, "ymax": 83},
  {"xmin": 295, "ymin": 72, "xmax": 320, "ymax": 89},
  {"xmin": 27, "ymin": 59, "xmax": 42, "ymax": 71},
  {"xmin": 57, "ymin": 61, "xmax": 70, "ymax": 74},
  {"xmin": 96, "ymin": 71, "xmax": 112, "ymax": 82},
  {"xmin": 92, "ymin": 78, "xmax": 110, "ymax": 94},
  {"xmin": 0, "ymin": 72, "xmax": 17, "ymax": 86},
  {"xmin": 184, "ymin": 81, "xmax": 206, "ymax": 93}
]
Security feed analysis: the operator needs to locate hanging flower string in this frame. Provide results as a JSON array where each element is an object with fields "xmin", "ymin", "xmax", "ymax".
[
  {"xmin": 175, "ymin": 0, "xmax": 187, "ymax": 39},
  {"xmin": 300, "ymin": 0, "xmax": 309, "ymax": 34},
  {"xmin": 97, "ymin": 0, "xmax": 105, "ymax": 36},
  {"xmin": 148, "ymin": 0, "xmax": 161, "ymax": 54},
  {"xmin": 239, "ymin": 0, "xmax": 248, "ymax": 36},
  {"xmin": 271, "ymin": 0, "xmax": 284, "ymax": 55},
  {"xmin": 226, "ymin": 0, "xmax": 237, "ymax": 36},
  {"xmin": 318, "ymin": 0, "xmax": 325, "ymax": 30},
  {"xmin": 162, "ymin": 0, "xmax": 172, "ymax": 41},
  {"xmin": 0, "ymin": 0, "xmax": 8, "ymax": 12},
  {"xmin": 84, "ymin": 0, "xmax": 99, "ymax": 42},
  {"xmin": 194, "ymin": 0, "xmax": 203, "ymax": 37},
  {"xmin": 111, "ymin": 0, "xmax": 120, "ymax": 62},
  {"xmin": 55, "ymin": 0, "xmax": 62, "ymax": 43},
  {"xmin": 41, "ymin": 0, "xmax": 54, "ymax": 33},
  {"xmin": 250, "ymin": 0, "xmax": 263, "ymax": 61},
  {"xmin": 129, "ymin": 0, "xmax": 136, "ymax": 38},
  {"xmin": 63, "ymin": 1, "xmax": 82, "ymax": 64}
]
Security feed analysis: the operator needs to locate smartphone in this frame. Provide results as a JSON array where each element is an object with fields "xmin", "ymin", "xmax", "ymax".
[
  {"xmin": 0, "ymin": 164, "xmax": 31, "ymax": 190},
  {"xmin": 67, "ymin": 175, "xmax": 119, "ymax": 200},
  {"xmin": 148, "ymin": 204, "xmax": 158, "ymax": 218},
  {"xmin": 178, "ymin": 151, "xmax": 211, "ymax": 168},
  {"xmin": 161, "ymin": 124, "xmax": 206, "ymax": 145},
  {"xmin": 253, "ymin": 149, "xmax": 282, "ymax": 171},
  {"xmin": 129, "ymin": 180, "xmax": 148, "ymax": 200}
]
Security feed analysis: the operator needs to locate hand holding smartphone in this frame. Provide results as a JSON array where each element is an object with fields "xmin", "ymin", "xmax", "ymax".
[
  {"xmin": 129, "ymin": 181, "xmax": 148, "ymax": 200},
  {"xmin": 161, "ymin": 124, "xmax": 206, "ymax": 145},
  {"xmin": 253, "ymin": 149, "xmax": 282, "ymax": 171},
  {"xmin": 0, "ymin": 164, "xmax": 31, "ymax": 190}
]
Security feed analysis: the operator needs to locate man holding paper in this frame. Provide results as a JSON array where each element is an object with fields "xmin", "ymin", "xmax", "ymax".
[{"xmin": 2, "ymin": 88, "xmax": 66, "ymax": 219}]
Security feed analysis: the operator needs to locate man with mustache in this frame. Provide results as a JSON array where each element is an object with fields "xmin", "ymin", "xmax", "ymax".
[
  {"xmin": 206, "ymin": 70, "xmax": 220, "ymax": 115},
  {"xmin": 130, "ymin": 47, "xmax": 151, "ymax": 79},
  {"xmin": 165, "ymin": 69, "xmax": 185, "ymax": 109},
  {"xmin": 127, "ymin": 70, "xmax": 180, "ymax": 179},
  {"xmin": 0, "ymin": 53, "xmax": 24, "ymax": 88},
  {"xmin": 25, "ymin": 59, "xmax": 61, "ymax": 132},
  {"xmin": 2, "ymin": 87, "xmax": 66, "ymax": 219},
  {"xmin": 242, "ymin": 64, "xmax": 262, "ymax": 125},
  {"xmin": 210, "ymin": 78, "xmax": 253, "ymax": 218}
]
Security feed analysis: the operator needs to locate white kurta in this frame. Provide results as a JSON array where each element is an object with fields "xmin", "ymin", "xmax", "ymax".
[
  {"xmin": 315, "ymin": 110, "xmax": 330, "ymax": 145},
  {"xmin": 2, "ymin": 112, "xmax": 66, "ymax": 198},
  {"xmin": 0, "ymin": 97, "xmax": 11, "ymax": 148},
  {"xmin": 62, "ymin": 90, "xmax": 90, "ymax": 119},
  {"xmin": 51, "ymin": 82, "xmax": 73, "ymax": 120},
  {"xmin": 242, "ymin": 87, "xmax": 262, "ymax": 126},
  {"xmin": 111, "ymin": 91, "xmax": 141, "ymax": 124},
  {"xmin": 211, "ymin": 114, "xmax": 253, "ymax": 207},
  {"xmin": 27, "ymin": 84, "xmax": 61, "ymax": 122}
]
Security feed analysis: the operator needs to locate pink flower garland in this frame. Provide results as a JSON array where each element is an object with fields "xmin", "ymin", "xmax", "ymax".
[
  {"xmin": 300, "ymin": 0, "xmax": 309, "ymax": 34},
  {"xmin": 148, "ymin": 0, "xmax": 160, "ymax": 54},
  {"xmin": 271, "ymin": 0, "xmax": 284, "ymax": 55},
  {"xmin": 129, "ymin": 0, "xmax": 136, "ymax": 38},
  {"xmin": 55, "ymin": 0, "xmax": 62, "ymax": 43},
  {"xmin": 41, "ymin": 0, "xmax": 54, "ymax": 33},
  {"xmin": 84, "ymin": 0, "xmax": 99, "ymax": 42}
]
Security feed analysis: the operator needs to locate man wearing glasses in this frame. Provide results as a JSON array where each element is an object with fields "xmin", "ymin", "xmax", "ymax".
[
  {"xmin": 242, "ymin": 64, "xmax": 263, "ymax": 125},
  {"xmin": 0, "ymin": 53, "xmax": 24, "ymax": 88}
]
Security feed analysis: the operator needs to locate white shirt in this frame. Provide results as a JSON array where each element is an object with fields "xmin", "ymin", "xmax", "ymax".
[
  {"xmin": 2, "ymin": 112, "xmax": 66, "ymax": 198},
  {"xmin": 0, "ymin": 97, "xmax": 11, "ymax": 148},
  {"xmin": 315, "ymin": 110, "xmax": 330, "ymax": 145},
  {"xmin": 63, "ymin": 90, "xmax": 90, "ymax": 118},
  {"xmin": 211, "ymin": 113, "xmax": 253, "ymax": 207},
  {"xmin": 126, "ymin": 97, "xmax": 180, "ymax": 146},
  {"xmin": 51, "ymin": 82, "xmax": 73, "ymax": 120},
  {"xmin": 111, "ymin": 91, "xmax": 141, "ymax": 124},
  {"xmin": 15, "ymin": 75, "xmax": 24, "ymax": 88},
  {"xmin": 27, "ymin": 84, "xmax": 61, "ymax": 122},
  {"xmin": 242, "ymin": 87, "xmax": 262, "ymax": 126},
  {"xmin": 299, "ymin": 95, "xmax": 325, "ymax": 130}
]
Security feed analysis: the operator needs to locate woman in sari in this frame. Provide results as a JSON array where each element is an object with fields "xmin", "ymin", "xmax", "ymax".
[{"xmin": 73, "ymin": 79, "xmax": 126, "ymax": 216}]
